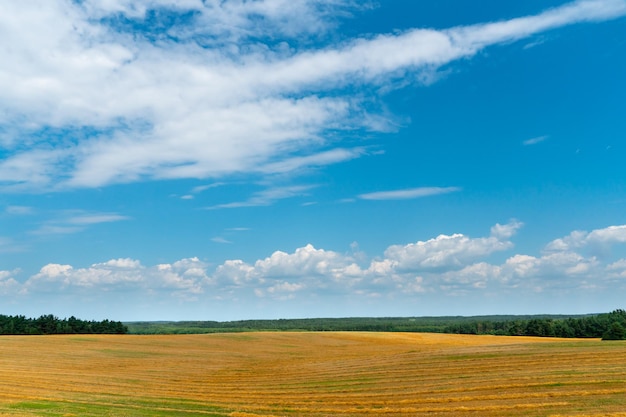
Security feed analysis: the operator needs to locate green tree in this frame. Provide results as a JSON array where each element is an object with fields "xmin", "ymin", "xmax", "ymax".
[{"xmin": 602, "ymin": 322, "xmax": 625, "ymax": 341}]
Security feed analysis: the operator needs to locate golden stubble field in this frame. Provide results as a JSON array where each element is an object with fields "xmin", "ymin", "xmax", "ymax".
[{"xmin": 0, "ymin": 332, "xmax": 625, "ymax": 416}]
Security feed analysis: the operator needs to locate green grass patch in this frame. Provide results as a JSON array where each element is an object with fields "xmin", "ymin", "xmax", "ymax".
[{"xmin": 4, "ymin": 399, "xmax": 234, "ymax": 417}]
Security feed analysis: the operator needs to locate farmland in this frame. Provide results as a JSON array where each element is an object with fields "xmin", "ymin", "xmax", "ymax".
[{"xmin": 0, "ymin": 332, "xmax": 625, "ymax": 416}]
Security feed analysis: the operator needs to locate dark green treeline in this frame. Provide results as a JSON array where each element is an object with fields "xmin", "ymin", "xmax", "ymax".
[
  {"xmin": 0, "ymin": 314, "xmax": 128, "ymax": 335},
  {"xmin": 126, "ymin": 310, "xmax": 626, "ymax": 340},
  {"xmin": 443, "ymin": 309, "xmax": 626, "ymax": 340}
]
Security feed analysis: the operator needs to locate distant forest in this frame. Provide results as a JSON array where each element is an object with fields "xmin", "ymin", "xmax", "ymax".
[
  {"xmin": 126, "ymin": 309, "xmax": 626, "ymax": 340},
  {"xmin": 3, "ymin": 311, "xmax": 625, "ymax": 340},
  {"xmin": 0, "ymin": 314, "xmax": 128, "ymax": 335},
  {"xmin": 443, "ymin": 309, "xmax": 626, "ymax": 340}
]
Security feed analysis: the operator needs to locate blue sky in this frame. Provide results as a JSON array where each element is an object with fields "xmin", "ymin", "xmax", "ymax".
[{"xmin": 1, "ymin": 0, "xmax": 625, "ymax": 321}]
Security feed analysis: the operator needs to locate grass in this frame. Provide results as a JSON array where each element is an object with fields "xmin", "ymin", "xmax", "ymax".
[{"xmin": 0, "ymin": 332, "xmax": 625, "ymax": 416}]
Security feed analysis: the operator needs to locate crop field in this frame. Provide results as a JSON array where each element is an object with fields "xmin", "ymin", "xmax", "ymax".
[{"xmin": 0, "ymin": 332, "xmax": 625, "ymax": 416}]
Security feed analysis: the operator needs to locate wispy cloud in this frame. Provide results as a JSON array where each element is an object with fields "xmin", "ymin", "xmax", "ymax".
[
  {"xmin": 30, "ymin": 211, "xmax": 129, "ymax": 236},
  {"xmin": 5, "ymin": 206, "xmax": 34, "ymax": 215},
  {"xmin": 259, "ymin": 148, "xmax": 366, "ymax": 174},
  {"xmin": 206, "ymin": 185, "xmax": 316, "ymax": 209},
  {"xmin": 192, "ymin": 183, "xmax": 224, "ymax": 194},
  {"xmin": 180, "ymin": 183, "xmax": 225, "ymax": 200},
  {"xmin": 211, "ymin": 237, "xmax": 232, "ymax": 244},
  {"xmin": 0, "ymin": 1, "xmax": 623, "ymax": 191},
  {"xmin": 0, "ymin": 237, "xmax": 27, "ymax": 253},
  {"xmin": 523, "ymin": 135, "xmax": 549, "ymax": 146},
  {"xmin": 65, "ymin": 213, "xmax": 129, "ymax": 225},
  {"xmin": 359, "ymin": 187, "xmax": 461, "ymax": 201},
  {"xmin": 30, "ymin": 225, "xmax": 83, "ymax": 236}
]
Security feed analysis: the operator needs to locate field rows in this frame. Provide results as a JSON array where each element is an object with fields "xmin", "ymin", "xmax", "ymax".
[{"xmin": 0, "ymin": 332, "xmax": 625, "ymax": 416}]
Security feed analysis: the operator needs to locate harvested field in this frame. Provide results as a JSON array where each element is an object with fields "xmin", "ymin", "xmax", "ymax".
[{"xmin": 0, "ymin": 332, "xmax": 625, "ymax": 416}]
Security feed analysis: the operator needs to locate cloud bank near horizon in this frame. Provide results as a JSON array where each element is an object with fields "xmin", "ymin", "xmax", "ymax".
[
  {"xmin": 3, "ymin": 222, "xmax": 626, "ymax": 319},
  {"xmin": 1, "ymin": 0, "xmax": 625, "ymax": 191}
]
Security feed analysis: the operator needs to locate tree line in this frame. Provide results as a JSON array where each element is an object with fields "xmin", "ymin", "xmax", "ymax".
[
  {"xmin": 0, "ymin": 314, "xmax": 128, "ymax": 335},
  {"xmin": 126, "ymin": 310, "xmax": 626, "ymax": 340},
  {"xmin": 442, "ymin": 309, "xmax": 626, "ymax": 340},
  {"xmin": 126, "ymin": 316, "xmax": 487, "ymax": 334}
]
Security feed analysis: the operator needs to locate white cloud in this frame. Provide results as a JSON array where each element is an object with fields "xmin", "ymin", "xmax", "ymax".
[
  {"xmin": 98, "ymin": 258, "xmax": 142, "ymax": 269},
  {"xmin": 0, "ymin": 236, "xmax": 24, "ymax": 253},
  {"xmin": 545, "ymin": 225, "xmax": 626, "ymax": 252},
  {"xmin": 427, "ymin": 249, "xmax": 602, "ymax": 293},
  {"xmin": 259, "ymin": 148, "xmax": 365, "ymax": 175},
  {"xmin": 262, "ymin": 281, "xmax": 307, "ymax": 300},
  {"xmin": 253, "ymin": 244, "xmax": 357, "ymax": 279},
  {"xmin": 5, "ymin": 221, "xmax": 626, "ymax": 310},
  {"xmin": 206, "ymin": 185, "xmax": 316, "ymax": 209},
  {"xmin": 213, "ymin": 259, "xmax": 256, "ymax": 287},
  {"xmin": 66, "ymin": 213, "xmax": 129, "ymax": 225},
  {"xmin": 5, "ymin": 205, "xmax": 34, "ymax": 215},
  {"xmin": 79, "ymin": 0, "xmax": 365, "ymax": 41},
  {"xmin": 358, "ymin": 186, "xmax": 461, "ymax": 201},
  {"xmin": 29, "ymin": 225, "xmax": 83, "ymax": 236},
  {"xmin": 504, "ymin": 251, "xmax": 598, "ymax": 279},
  {"xmin": 439, "ymin": 262, "xmax": 501, "ymax": 293},
  {"xmin": 25, "ymin": 262, "xmax": 142, "ymax": 290},
  {"xmin": 191, "ymin": 183, "xmax": 224, "ymax": 193},
  {"xmin": 490, "ymin": 220, "xmax": 523, "ymax": 240},
  {"xmin": 29, "ymin": 210, "xmax": 129, "ymax": 235},
  {"xmin": 606, "ymin": 259, "xmax": 626, "ymax": 278},
  {"xmin": 23, "ymin": 257, "xmax": 205, "ymax": 297},
  {"xmin": 587, "ymin": 225, "xmax": 626, "ymax": 245},
  {"xmin": 382, "ymin": 220, "xmax": 521, "ymax": 271},
  {"xmin": 0, "ymin": 270, "xmax": 20, "ymax": 295},
  {"xmin": 523, "ymin": 135, "xmax": 548, "ymax": 145},
  {"xmin": 211, "ymin": 237, "xmax": 232, "ymax": 244},
  {"xmin": 1, "ymin": 0, "xmax": 623, "ymax": 191},
  {"xmin": 207, "ymin": 243, "xmax": 365, "ymax": 299}
]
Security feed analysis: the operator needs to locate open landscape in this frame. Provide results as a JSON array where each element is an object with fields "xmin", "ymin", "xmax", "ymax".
[
  {"xmin": 0, "ymin": 332, "xmax": 625, "ymax": 416},
  {"xmin": 2, "ymin": 1, "xmax": 626, "ymax": 416}
]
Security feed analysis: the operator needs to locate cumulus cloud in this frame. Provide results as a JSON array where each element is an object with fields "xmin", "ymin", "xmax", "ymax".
[
  {"xmin": 606, "ymin": 259, "xmax": 626, "ymax": 279},
  {"xmin": 544, "ymin": 225, "xmax": 626, "ymax": 252},
  {"xmin": 441, "ymin": 225, "xmax": 626, "ymax": 292},
  {"xmin": 211, "ymin": 244, "xmax": 363, "ymax": 298},
  {"xmin": 9, "ymin": 222, "xmax": 523, "ymax": 301},
  {"xmin": 383, "ymin": 220, "xmax": 521, "ymax": 271},
  {"xmin": 22, "ymin": 257, "xmax": 206, "ymax": 298},
  {"xmin": 0, "ymin": 270, "xmax": 20, "ymax": 295},
  {"xmin": 502, "ymin": 252, "xmax": 599, "ymax": 283},
  {"xmin": 253, "ymin": 244, "xmax": 356, "ymax": 278},
  {"xmin": 5, "ymin": 222, "xmax": 626, "ymax": 311},
  {"xmin": 24, "ymin": 262, "xmax": 142, "ymax": 291},
  {"xmin": 490, "ymin": 220, "xmax": 523, "ymax": 240},
  {"xmin": 1, "ymin": 0, "xmax": 624, "ymax": 191}
]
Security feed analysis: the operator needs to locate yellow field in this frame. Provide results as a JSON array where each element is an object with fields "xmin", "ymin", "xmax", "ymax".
[{"xmin": 0, "ymin": 332, "xmax": 625, "ymax": 416}]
